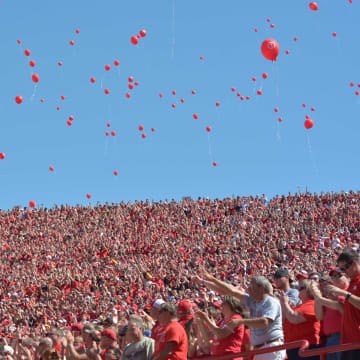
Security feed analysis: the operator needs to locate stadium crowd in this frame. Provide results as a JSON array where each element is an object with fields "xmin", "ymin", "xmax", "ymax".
[{"xmin": 1, "ymin": 191, "xmax": 360, "ymax": 360}]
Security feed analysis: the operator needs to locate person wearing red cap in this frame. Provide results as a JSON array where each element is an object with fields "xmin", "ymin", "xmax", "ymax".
[
  {"xmin": 153, "ymin": 303, "xmax": 187, "ymax": 360},
  {"xmin": 176, "ymin": 300, "xmax": 194, "ymax": 329},
  {"xmin": 100, "ymin": 329, "xmax": 121, "ymax": 360}
]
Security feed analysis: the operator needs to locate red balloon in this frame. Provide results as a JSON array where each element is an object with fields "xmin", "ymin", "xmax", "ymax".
[
  {"xmin": 111, "ymin": 131, "xmax": 116, "ymax": 136},
  {"xmin": 270, "ymin": 24, "xmax": 275, "ymax": 28},
  {"xmin": 261, "ymin": 39, "xmax": 280, "ymax": 61},
  {"xmin": 76, "ymin": 29, "xmax": 80, "ymax": 34},
  {"xmin": 86, "ymin": 194, "xmax": 91, "ymax": 199},
  {"xmin": 180, "ymin": 99, "xmax": 184, "ymax": 103},
  {"xmin": 139, "ymin": 29, "xmax": 147, "ymax": 37},
  {"xmin": 240, "ymin": 96, "xmax": 244, "ymax": 100},
  {"xmin": 151, "ymin": 128, "xmax": 155, "ymax": 132},
  {"xmin": 49, "ymin": 166, "xmax": 54, "ymax": 171},
  {"xmin": 17, "ymin": 39, "xmax": 21, "ymax": 44},
  {"xmin": 332, "ymin": 32, "xmax": 337, "ymax": 37},
  {"xmin": 302, "ymin": 103, "xmax": 306, "ymax": 107},
  {"xmin": 0, "ymin": 152, "xmax": 5, "ymax": 160},
  {"xmin": 69, "ymin": 116, "xmax": 74, "ymax": 121},
  {"xmin": 32, "ymin": 74, "xmax": 39, "ymax": 83},
  {"xmin": 105, "ymin": 132, "xmax": 109, "ymax": 136},
  {"xmin": 237, "ymin": 92, "xmax": 240, "ymax": 97},
  {"xmin": 70, "ymin": 40, "xmax": 74, "ymax": 46},
  {"xmin": 311, "ymin": 107, "xmax": 315, "ymax": 111},
  {"xmin": 131, "ymin": 36, "xmax": 138, "ymax": 45},
  {"xmin": 309, "ymin": 2, "xmax": 318, "ymax": 11},
  {"xmin": 278, "ymin": 117, "xmax": 283, "ymax": 122},
  {"xmin": 172, "ymin": 104, "xmax": 176, "ymax": 108},
  {"xmin": 231, "ymin": 87, "xmax": 236, "ymax": 92},
  {"xmin": 15, "ymin": 95, "xmax": 23, "ymax": 104},
  {"xmin": 254, "ymin": 28, "xmax": 258, "ymax": 32},
  {"xmin": 274, "ymin": 108, "xmax": 279, "ymax": 112},
  {"xmin": 159, "ymin": 93, "xmax": 163, "ymax": 98},
  {"xmin": 104, "ymin": 88, "xmax": 110, "ymax": 94},
  {"xmin": 107, "ymin": 123, "xmax": 111, "ymax": 127},
  {"xmin": 294, "ymin": 37, "xmax": 298, "ymax": 41},
  {"xmin": 285, "ymin": 50, "xmax": 290, "ymax": 55},
  {"xmin": 216, "ymin": 102, "xmax": 220, "ymax": 106},
  {"xmin": 128, "ymin": 76, "xmax": 134, "ymax": 82},
  {"xmin": 105, "ymin": 64, "xmax": 111, "ymax": 71},
  {"xmin": 114, "ymin": 171, "xmax": 118, "ymax": 176},
  {"xmin": 139, "ymin": 125, "xmax": 144, "ymax": 131},
  {"xmin": 193, "ymin": 114, "xmax": 198, "ymax": 119},
  {"xmin": 126, "ymin": 93, "xmax": 130, "ymax": 98},
  {"xmin": 135, "ymin": 81, "xmax": 139, "ymax": 86},
  {"xmin": 200, "ymin": 56, "xmax": 203, "ymax": 60},
  {"xmin": 57, "ymin": 107, "xmax": 60, "ymax": 111},
  {"xmin": 262, "ymin": 73, "xmax": 268, "ymax": 79},
  {"xmin": 212, "ymin": 162, "xmax": 217, "ymax": 167},
  {"xmin": 40, "ymin": 99, "xmax": 44, "ymax": 103},
  {"xmin": 257, "ymin": 90, "xmax": 262, "ymax": 95},
  {"xmin": 129, "ymin": 84, "xmax": 134, "ymax": 90},
  {"xmin": 114, "ymin": 60, "xmax": 120, "ymax": 66},
  {"xmin": 356, "ymin": 91, "xmax": 359, "ymax": 96},
  {"xmin": 58, "ymin": 62, "xmax": 63, "ymax": 66},
  {"xmin": 266, "ymin": 18, "xmax": 270, "ymax": 22},
  {"xmin": 142, "ymin": 133, "xmax": 146, "ymax": 139},
  {"xmin": 252, "ymin": 77, "xmax": 256, "ymax": 82},
  {"xmin": 206, "ymin": 126, "xmax": 211, "ymax": 132},
  {"xmin": 304, "ymin": 119, "xmax": 314, "ymax": 129},
  {"xmin": 61, "ymin": 95, "xmax": 65, "ymax": 100},
  {"xmin": 29, "ymin": 200, "xmax": 36, "ymax": 208},
  {"xmin": 172, "ymin": 90, "xmax": 176, "ymax": 95},
  {"xmin": 67, "ymin": 121, "xmax": 72, "ymax": 126},
  {"xmin": 24, "ymin": 49, "xmax": 31, "ymax": 56},
  {"xmin": 29, "ymin": 60, "xmax": 36, "ymax": 67},
  {"xmin": 246, "ymin": 96, "xmax": 250, "ymax": 100},
  {"xmin": 90, "ymin": 77, "xmax": 95, "ymax": 83},
  {"xmin": 306, "ymin": 115, "xmax": 310, "ymax": 119},
  {"xmin": 192, "ymin": 90, "xmax": 196, "ymax": 95}
]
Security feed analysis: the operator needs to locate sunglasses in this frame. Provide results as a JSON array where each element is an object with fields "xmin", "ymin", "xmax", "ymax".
[
  {"xmin": 339, "ymin": 262, "xmax": 352, "ymax": 272},
  {"xmin": 331, "ymin": 273, "xmax": 344, "ymax": 279},
  {"xmin": 298, "ymin": 286, "xmax": 306, "ymax": 291}
]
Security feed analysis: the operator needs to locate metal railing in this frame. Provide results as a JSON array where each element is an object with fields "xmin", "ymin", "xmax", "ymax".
[{"xmin": 200, "ymin": 340, "xmax": 360, "ymax": 360}]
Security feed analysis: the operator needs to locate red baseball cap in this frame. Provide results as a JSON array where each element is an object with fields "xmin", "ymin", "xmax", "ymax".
[
  {"xmin": 177, "ymin": 300, "xmax": 192, "ymax": 314},
  {"xmin": 101, "ymin": 329, "xmax": 117, "ymax": 341}
]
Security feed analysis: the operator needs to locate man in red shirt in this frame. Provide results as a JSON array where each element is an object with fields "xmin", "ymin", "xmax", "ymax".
[
  {"xmin": 150, "ymin": 299, "xmax": 165, "ymax": 344},
  {"xmin": 153, "ymin": 303, "xmax": 188, "ymax": 360},
  {"xmin": 176, "ymin": 300, "xmax": 194, "ymax": 329},
  {"xmin": 326, "ymin": 249, "xmax": 360, "ymax": 360}
]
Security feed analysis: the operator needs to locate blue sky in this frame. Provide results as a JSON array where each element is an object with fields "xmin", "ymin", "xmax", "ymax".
[{"xmin": 0, "ymin": 0, "xmax": 359, "ymax": 209}]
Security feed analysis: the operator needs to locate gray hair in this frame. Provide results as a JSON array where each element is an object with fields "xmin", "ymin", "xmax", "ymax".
[
  {"xmin": 128, "ymin": 316, "xmax": 144, "ymax": 330},
  {"xmin": 252, "ymin": 276, "xmax": 272, "ymax": 294}
]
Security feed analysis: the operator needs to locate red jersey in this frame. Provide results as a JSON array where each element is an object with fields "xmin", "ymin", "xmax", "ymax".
[
  {"xmin": 341, "ymin": 273, "xmax": 360, "ymax": 344},
  {"xmin": 153, "ymin": 320, "xmax": 188, "ymax": 360},
  {"xmin": 151, "ymin": 320, "xmax": 163, "ymax": 343},
  {"xmin": 212, "ymin": 314, "xmax": 244, "ymax": 359},
  {"xmin": 284, "ymin": 300, "xmax": 320, "ymax": 344}
]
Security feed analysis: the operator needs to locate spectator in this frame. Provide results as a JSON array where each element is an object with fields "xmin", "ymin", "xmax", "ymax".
[
  {"xmin": 195, "ymin": 295, "xmax": 245, "ymax": 360},
  {"xmin": 149, "ymin": 300, "xmax": 165, "ymax": 346},
  {"xmin": 99, "ymin": 329, "xmax": 121, "ymax": 360},
  {"xmin": 311, "ymin": 269, "xmax": 349, "ymax": 360},
  {"xmin": 280, "ymin": 279, "xmax": 320, "ymax": 360},
  {"xmin": 195, "ymin": 271, "xmax": 285, "ymax": 360},
  {"xmin": 152, "ymin": 303, "xmax": 188, "ymax": 360},
  {"xmin": 121, "ymin": 318, "xmax": 154, "ymax": 360},
  {"xmin": 325, "ymin": 249, "xmax": 360, "ymax": 360},
  {"xmin": 273, "ymin": 269, "xmax": 301, "ymax": 306}
]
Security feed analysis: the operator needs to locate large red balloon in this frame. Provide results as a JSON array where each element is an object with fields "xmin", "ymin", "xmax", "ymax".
[
  {"xmin": 32, "ymin": 74, "xmax": 39, "ymax": 83},
  {"xmin": 29, "ymin": 200, "xmax": 36, "ymax": 208},
  {"xmin": 304, "ymin": 119, "xmax": 314, "ymax": 129},
  {"xmin": 0, "ymin": 152, "xmax": 5, "ymax": 160},
  {"xmin": 29, "ymin": 60, "xmax": 36, "ymax": 67},
  {"xmin": 131, "ymin": 36, "xmax": 138, "ymax": 45},
  {"xmin": 309, "ymin": 2, "xmax": 318, "ymax": 11},
  {"xmin": 261, "ymin": 39, "xmax": 280, "ymax": 61},
  {"xmin": 15, "ymin": 95, "xmax": 23, "ymax": 104}
]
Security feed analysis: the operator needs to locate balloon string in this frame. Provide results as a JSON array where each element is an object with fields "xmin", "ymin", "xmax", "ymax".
[
  {"xmin": 30, "ymin": 84, "xmax": 38, "ymax": 102},
  {"xmin": 207, "ymin": 132, "xmax": 213, "ymax": 163},
  {"xmin": 272, "ymin": 60, "xmax": 280, "ymax": 108},
  {"xmin": 171, "ymin": 0, "xmax": 176, "ymax": 59},
  {"xmin": 306, "ymin": 132, "xmax": 319, "ymax": 172}
]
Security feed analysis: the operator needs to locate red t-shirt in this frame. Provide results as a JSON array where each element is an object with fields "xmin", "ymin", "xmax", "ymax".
[
  {"xmin": 241, "ymin": 328, "xmax": 251, "ymax": 352},
  {"xmin": 212, "ymin": 314, "xmax": 244, "ymax": 359},
  {"xmin": 284, "ymin": 300, "xmax": 320, "ymax": 344},
  {"xmin": 151, "ymin": 321, "xmax": 163, "ymax": 343},
  {"xmin": 153, "ymin": 320, "xmax": 188, "ymax": 360},
  {"xmin": 341, "ymin": 274, "xmax": 360, "ymax": 344}
]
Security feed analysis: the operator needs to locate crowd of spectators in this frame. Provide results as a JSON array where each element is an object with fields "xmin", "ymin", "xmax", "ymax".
[{"xmin": 1, "ymin": 191, "xmax": 360, "ymax": 360}]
